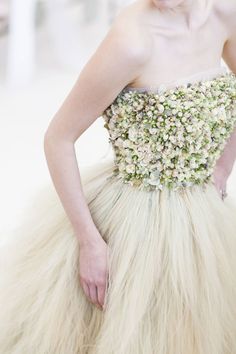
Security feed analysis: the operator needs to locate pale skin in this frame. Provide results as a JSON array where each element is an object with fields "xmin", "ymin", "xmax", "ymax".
[{"xmin": 44, "ymin": 0, "xmax": 236, "ymax": 311}]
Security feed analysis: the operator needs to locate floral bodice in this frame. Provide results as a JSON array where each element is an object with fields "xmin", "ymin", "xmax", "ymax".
[{"xmin": 102, "ymin": 71, "xmax": 236, "ymax": 191}]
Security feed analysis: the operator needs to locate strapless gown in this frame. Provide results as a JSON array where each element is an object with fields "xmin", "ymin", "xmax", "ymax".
[{"xmin": 1, "ymin": 66, "xmax": 236, "ymax": 354}]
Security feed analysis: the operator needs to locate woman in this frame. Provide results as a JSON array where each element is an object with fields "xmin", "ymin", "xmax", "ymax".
[{"xmin": 0, "ymin": 0, "xmax": 236, "ymax": 353}]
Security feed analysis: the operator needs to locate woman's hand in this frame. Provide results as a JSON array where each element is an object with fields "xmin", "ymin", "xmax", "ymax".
[
  {"xmin": 212, "ymin": 162, "xmax": 231, "ymax": 200},
  {"xmin": 78, "ymin": 230, "xmax": 109, "ymax": 311}
]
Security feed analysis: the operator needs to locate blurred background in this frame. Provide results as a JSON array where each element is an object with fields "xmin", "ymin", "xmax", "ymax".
[
  {"xmin": 0, "ymin": 0, "xmax": 133, "ymax": 232},
  {"xmin": 0, "ymin": 0, "xmax": 236, "ymax": 234}
]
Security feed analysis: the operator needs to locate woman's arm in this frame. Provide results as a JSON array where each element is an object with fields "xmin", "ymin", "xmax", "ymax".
[
  {"xmin": 44, "ymin": 15, "xmax": 151, "ymax": 246},
  {"xmin": 213, "ymin": 4, "xmax": 236, "ymax": 192},
  {"xmin": 43, "ymin": 12, "xmax": 151, "ymax": 309}
]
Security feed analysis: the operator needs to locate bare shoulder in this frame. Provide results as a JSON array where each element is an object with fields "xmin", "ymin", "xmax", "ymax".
[
  {"xmin": 214, "ymin": 0, "xmax": 236, "ymax": 30},
  {"xmin": 215, "ymin": 0, "xmax": 236, "ymax": 73},
  {"xmin": 108, "ymin": 2, "xmax": 153, "ymax": 66},
  {"xmin": 214, "ymin": 0, "xmax": 236, "ymax": 15}
]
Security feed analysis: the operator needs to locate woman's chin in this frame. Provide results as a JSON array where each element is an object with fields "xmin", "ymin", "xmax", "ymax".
[{"xmin": 152, "ymin": 0, "xmax": 184, "ymax": 10}]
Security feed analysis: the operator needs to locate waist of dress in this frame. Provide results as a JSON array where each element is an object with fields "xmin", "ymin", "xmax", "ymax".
[{"xmin": 106, "ymin": 159, "xmax": 214, "ymax": 192}]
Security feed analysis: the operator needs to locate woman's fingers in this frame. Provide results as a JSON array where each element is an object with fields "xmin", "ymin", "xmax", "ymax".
[
  {"xmin": 81, "ymin": 280, "xmax": 90, "ymax": 299},
  {"xmin": 78, "ymin": 236, "xmax": 110, "ymax": 310},
  {"xmin": 212, "ymin": 163, "xmax": 230, "ymax": 200},
  {"xmin": 216, "ymin": 181, "xmax": 227, "ymax": 199},
  {"xmin": 79, "ymin": 276, "xmax": 108, "ymax": 310},
  {"xmin": 97, "ymin": 279, "xmax": 107, "ymax": 309},
  {"xmin": 86, "ymin": 279, "xmax": 108, "ymax": 310},
  {"xmin": 88, "ymin": 283, "xmax": 100, "ymax": 308},
  {"xmin": 80, "ymin": 279, "xmax": 100, "ymax": 308}
]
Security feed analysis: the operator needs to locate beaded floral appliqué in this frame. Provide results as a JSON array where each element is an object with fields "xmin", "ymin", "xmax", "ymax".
[{"xmin": 102, "ymin": 72, "xmax": 236, "ymax": 191}]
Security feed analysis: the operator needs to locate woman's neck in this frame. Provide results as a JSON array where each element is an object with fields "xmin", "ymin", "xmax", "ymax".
[
  {"xmin": 147, "ymin": 0, "xmax": 213, "ymax": 30},
  {"xmin": 171, "ymin": 0, "xmax": 194, "ymax": 14}
]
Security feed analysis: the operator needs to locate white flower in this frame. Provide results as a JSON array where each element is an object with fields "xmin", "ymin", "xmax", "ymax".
[
  {"xmin": 123, "ymin": 140, "xmax": 133, "ymax": 148},
  {"xmin": 186, "ymin": 125, "xmax": 194, "ymax": 133},
  {"xmin": 110, "ymin": 131, "xmax": 120, "ymax": 140},
  {"xmin": 157, "ymin": 104, "xmax": 165, "ymax": 113},
  {"xmin": 220, "ymin": 127, "xmax": 227, "ymax": 134},
  {"xmin": 163, "ymin": 134, "xmax": 169, "ymax": 141},
  {"xmin": 147, "ymin": 169, "xmax": 161, "ymax": 186},
  {"xmin": 172, "ymin": 169, "xmax": 179, "ymax": 177},
  {"xmin": 184, "ymin": 101, "xmax": 193, "ymax": 109},
  {"xmin": 159, "ymin": 95, "xmax": 166, "ymax": 103},
  {"xmin": 128, "ymin": 126, "xmax": 138, "ymax": 141},
  {"xmin": 190, "ymin": 160, "xmax": 198, "ymax": 169},
  {"xmin": 125, "ymin": 164, "xmax": 136, "ymax": 174},
  {"xmin": 150, "ymin": 169, "xmax": 160, "ymax": 179},
  {"xmin": 114, "ymin": 137, "xmax": 124, "ymax": 147},
  {"xmin": 169, "ymin": 136, "xmax": 177, "ymax": 144},
  {"xmin": 149, "ymin": 128, "xmax": 158, "ymax": 135},
  {"xmin": 165, "ymin": 169, "xmax": 172, "ymax": 176}
]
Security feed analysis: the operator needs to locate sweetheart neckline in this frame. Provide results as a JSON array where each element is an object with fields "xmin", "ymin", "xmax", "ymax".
[{"xmin": 121, "ymin": 66, "xmax": 234, "ymax": 95}]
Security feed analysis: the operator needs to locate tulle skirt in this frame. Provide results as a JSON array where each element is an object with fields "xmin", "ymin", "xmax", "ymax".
[{"xmin": 0, "ymin": 157, "xmax": 236, "ymax": 354}]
